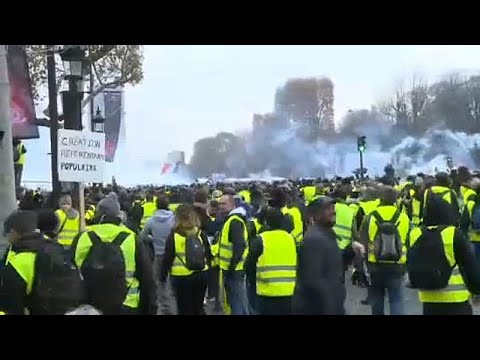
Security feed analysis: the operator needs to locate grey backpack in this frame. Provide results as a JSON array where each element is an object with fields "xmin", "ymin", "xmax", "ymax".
[{"xmin": 371, "ymin": 210, "xmax": 403, "ymax": 263}]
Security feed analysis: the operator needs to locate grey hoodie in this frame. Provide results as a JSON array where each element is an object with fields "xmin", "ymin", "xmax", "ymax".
[{"xmin": 139, "ymin": 209, "xmax": 175, "ymax": 256}]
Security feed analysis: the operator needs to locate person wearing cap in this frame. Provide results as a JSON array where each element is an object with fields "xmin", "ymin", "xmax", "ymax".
[
  {"xmin": 55, "ymin": 195, "xmax": 80, "ymax": 249},
  {"xmin": 244, "ymin": 207, "xmax": 297, "ymax": 315},
  {"xmin": 292, "ymin": 196, "xmax": 346, "ymax": 315},
  {"xmin": 212, "ymin": 189, "xmax": 223, "ymax": 201},
  {"xmin": 71, "ymin": 196, "xmax": 157, "ymax": 315}
]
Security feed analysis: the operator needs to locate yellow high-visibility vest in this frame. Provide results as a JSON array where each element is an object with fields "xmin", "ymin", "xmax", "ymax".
[
  {"xmin": 219, "ymin": 215, "xmax": 248, "ymax": 271},
  {"xmin": 256, "ymin": 230, "xmax": 296, "ymax": 297},
  {"xmin": 141, "ymin": 201, "xmax": 156, "ymax": 228},
  {"xmin": 55, "ymin": 209, "xmax": 80, "ymax": 247},
  {"xmin": 171, "ymin": 231, "xmax": 208, "ymax": 276},
  {"xmin": 74, "ymin": 223, "xmax": 140, "ymax": 309},
  {"xmin": 282, "ymin": 206, "xmax": 303, "ymax": 244},
  {"xmin": 334, "ymin": 203, "xmax": 354, "ymax": 250},
  {"xmin": 367, "ymin": 205, "xmax": 409, "ymax": 264},
  {"xmin": 410, "ymin": 226, "xmax": 469, "ymax": 304},
  {"xmin": 15, "ymin": 144, "xmax": 26, "ymax": 166}
]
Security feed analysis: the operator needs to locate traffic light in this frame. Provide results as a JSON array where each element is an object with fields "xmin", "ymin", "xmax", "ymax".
[{"xmin": 357, "ymin": 136, "xmax": 366, "ymax": 152}]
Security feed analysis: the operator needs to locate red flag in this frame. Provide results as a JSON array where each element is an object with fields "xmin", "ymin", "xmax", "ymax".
[{"xmin": 162, "ymin": 163, "xmax": 172, "ymax": 174}]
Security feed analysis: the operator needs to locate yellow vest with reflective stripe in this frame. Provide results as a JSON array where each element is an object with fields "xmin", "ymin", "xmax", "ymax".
[
  {"xmin": 467, "ymin": 200, "xmax": 480, "ymax": 242},
  {"xmin": 74, "ymin": 223, "xmax": 140, "ymax": 309},
  {"xmin": 171, "ymin": 232, "xmax": 208, "ymax": 276},
  {"xmin": 410, "ymin": 226, "xmax": 470, "ymax": 303},
  {"xmin": 461, "ymin": 186, "xmax": 476, "ymax": 209},
  {"xmin": 238, "ymin": 190, "xmax": 251, "ymax": 204},
  {"xmin": 302, "ymin": 186, "xmax": 316, "ymax": 204},
  {"xmin": 55, "ymin": 209, "xmax": 80, "ymax": 247},
  {"xmin": 282, "ymin": 206, "xmax": 303, "ymax": 244},
  {"xmin": 409, "ymin": 189, "xmax": 421, "ymax": 226},
  {"xmin": 334, "ymin": 203, "xmax": 354, "ymax": 250},
  {"xmin": 256, "ymin": 230, "xmax": 297, "ymax": 297},
  {"xmin": 359, "ymin": 199, "xmax": 380, "ymax": 216},
  {"xmin": 349, "ymin": 203, "xmax": 359, "ymax": 217},
  {"xmin": 253, "ymin": 218, "xmax": 261, "ymax": 233},
  {"xmin": 141, "ymin": 202, "xmax": 156, "ymax": 228},
  {"xmin": 169, "ymin": 203, "xmax": 181, "ymax": 212},
  {"xmin": 85, "ymin": 205, "xmax": 96, "ymax": 221},
  {"xmin": 211, "ymin": 242, "xmax": 219, "ymax": 267},
  {"xmin": 367, "ymin": 205, "xmax": 409, "ymax": 264},
  {"xmin": 424, "ymin": 186, "xmax": 453, "ymax": 210},
  {"xmin": 15, "ymin": 144, "xmax": 26, "ymax": 166},
  {"xmin": 219, "ymin": 215, "xmax": 248, "ymax": 271},
  {"xmin": 6, "ymin": 250, "xmax": 36, "ymax": 296}
]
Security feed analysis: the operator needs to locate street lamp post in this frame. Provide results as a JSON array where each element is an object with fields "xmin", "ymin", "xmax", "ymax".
[
  {"xmin": 91, "ymin": 107, "xmax": 105, "ymax": 188},
  {"xmin": 60, "ymin": 45, "xmax": 87, "ymax": 209},
  {"xmin": 47, "ymin": 45, "xmax": 61, "ymax": 208},
  {"xmin": 91, "ymin": 106, "xmax": 105, "ymax": 134}
]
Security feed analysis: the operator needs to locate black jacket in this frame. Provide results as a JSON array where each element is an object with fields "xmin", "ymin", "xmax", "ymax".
[
  {"xmin": 70, "ymin": 217, "xmax": 157, "ymax": 315},
  {"xmin": 450, "ymin": 228, "xmax": 480, "ymax": 295},
  {"xmin": 160, "ymin": 229, "xmax": 212, "ymax": 282},
  {"xmin": 0, "ymin": 233, "xmax": 45, "ymax": 315},
  {"xmin": 292, "ymin": 224, "xmax": 345, "ymax": 315},
  {"xmin": 244, "ymin": 235, "xmax": 263, "ymax": 288}
]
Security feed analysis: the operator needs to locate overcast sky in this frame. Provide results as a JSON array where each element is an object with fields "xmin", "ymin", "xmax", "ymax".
[{"xmin": 24, "ymin": 45, "xmax": 480, "ymax": 184}]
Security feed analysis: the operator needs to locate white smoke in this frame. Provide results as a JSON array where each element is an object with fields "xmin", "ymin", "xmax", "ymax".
[{"xmin": 229, "ymin": 125, "xmax": 480, "ymax": 179}]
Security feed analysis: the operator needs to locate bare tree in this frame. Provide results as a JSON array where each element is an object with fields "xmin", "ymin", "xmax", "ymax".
[
  {"xmin": 465, "ymin": 75, "xmax": 480, "ymax": 132},
  {"xmin": 25, "ymin": 45, "xmax": 144, "ymax": 112},
  {"xmin": 408, "ymin": 75, "xmax": 429, "ymax": 133},
  {"xmin": 379, "ymin": 83, "xmax": 409, "ymax": 129}
]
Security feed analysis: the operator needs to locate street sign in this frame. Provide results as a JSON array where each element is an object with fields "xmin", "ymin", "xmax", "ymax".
[{"xmin": 58, "ymin": 129, "xmax": 105, "ymax": 183}]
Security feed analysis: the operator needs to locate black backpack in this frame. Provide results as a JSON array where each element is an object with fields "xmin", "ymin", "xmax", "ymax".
[
  {"xmin": 81, "ymin": 231, "xmax": 130, "ymax": 314},
  {"xmin": 371, "ymin": 210, "xmax": 403, "ymax": 263},
  {"xmin": 407, "ymin": 226, "xmax": 454, "ymax": 290},
  {"xmin": 427, "ymin": 190, "xmax": 450, "ymax": 211},
  {"xmin": 177, "ymin": 233, "xmax": 206, "ymax": 271},
  {"xmin": 31, "ymin": 240, "xmax": 86, "ymax": 315}
]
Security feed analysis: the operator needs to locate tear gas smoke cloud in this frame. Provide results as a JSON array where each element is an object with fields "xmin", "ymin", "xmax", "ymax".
[{"xmin": 227, "ymin": 124, "xmax": 480, "ymax": 179}]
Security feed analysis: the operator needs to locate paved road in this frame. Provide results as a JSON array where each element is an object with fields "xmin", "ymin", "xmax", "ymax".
[
  {"xmin": 160, "ymin": 273, "xmax": 480, "ymax": 315},
  {"xmin": 345, "ymin": 277, "xmax": 422, "ymax": 315}
]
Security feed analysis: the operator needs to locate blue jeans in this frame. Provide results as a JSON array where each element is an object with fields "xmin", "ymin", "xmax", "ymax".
[
  {"xmin": 223, "ymin": 270, "xmax": 249, "ymax": 315},
  {"xmin": 368, "ymin": 275, "xmax": 405, "ymax": 315}
]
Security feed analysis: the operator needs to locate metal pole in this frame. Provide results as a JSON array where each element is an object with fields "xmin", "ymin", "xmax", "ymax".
[
  {"xmin": 89, "ymin": 62, "xmax": 94, "ymax": 132},
  {"xmin": 0, "ymin": 45, "xmax": 16, "ymax": 256},
  {"xmin": 62, "ymin": 70, "xmax": 84, "ymax": 210},
  {"xmin": 47, "ymin": 45, "xmax": 61, "ymax": 208},
  {"xmin": 359, "ymin": 151, "xmax": 364, "ymax": 182}
]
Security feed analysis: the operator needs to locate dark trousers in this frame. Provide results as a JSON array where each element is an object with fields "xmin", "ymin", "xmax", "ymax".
[
  {"xmin": 207, "ymin": 267, "xmax": 222, "ymax": 311},
  {"xmin": 154, "ymin": 255, "xmax": 173, "ymax": 315},
  {"xmin": 423, "ymin": 301, "xmax": 472, "ymax": 315},
  {"xmin": 171, "ymin": 271, "xmax": 208, "ymax": 315},
  {"xmin": 257, "ymin": 296, "xmax": 292, "ymax": 315},
  {"xmin": 14, "ymin": 164, "xmax": 23, "ymax": 188}
]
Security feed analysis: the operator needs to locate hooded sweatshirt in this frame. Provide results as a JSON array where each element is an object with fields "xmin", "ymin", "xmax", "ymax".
[{"xmin": 139, "ymin": 209, "xmax": 175, "ymax": 256}]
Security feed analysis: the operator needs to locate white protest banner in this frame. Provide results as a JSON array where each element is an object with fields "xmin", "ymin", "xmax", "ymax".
[{"xmin": 58, "ymin": 129, "xmax": 105, "ymax": 183}]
